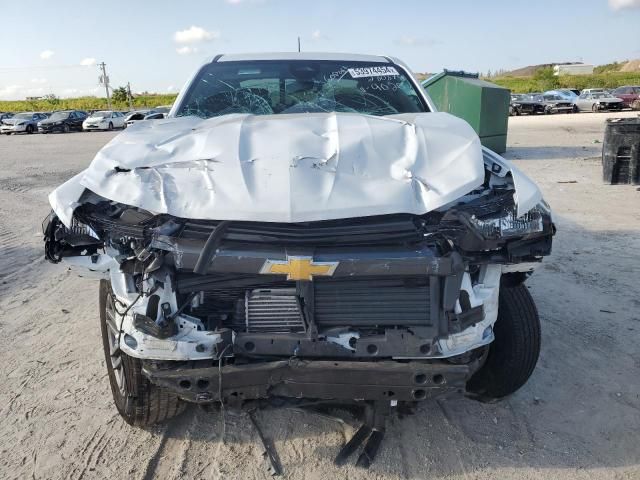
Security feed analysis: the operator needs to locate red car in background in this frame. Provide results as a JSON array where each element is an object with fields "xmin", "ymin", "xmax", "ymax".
[{"xmin": 611, "ymin": 86, "xmax": 640, "ymax": 110}]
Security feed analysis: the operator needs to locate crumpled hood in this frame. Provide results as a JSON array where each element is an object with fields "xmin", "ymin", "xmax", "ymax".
[{"xmin": 50, "ymin": 112, "xmax": 486, "ymax": 226}]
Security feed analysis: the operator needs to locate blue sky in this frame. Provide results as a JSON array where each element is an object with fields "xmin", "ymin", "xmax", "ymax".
[{"xmin": 1, "ymin": 0, "xmax": 639, "ymax": 100}]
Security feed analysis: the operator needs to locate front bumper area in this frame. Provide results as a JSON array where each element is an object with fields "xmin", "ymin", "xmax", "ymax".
[
  {"xmin": 1, "ymin": 124, "xmax": 26, "ymax": 133},
  {"xmin": 142, "ymin": 358, "xmax": 474, "ymax": 404},
  {"xmin": 596, "ymin": 102, "xmax": 624, "ymax": 111},
  {"xmin": 83, "ymin": 123, "xmax": 105, "ymax": 130},
  {"xmin": 38, "ymin": 124, "xmax": 65, "ymax": 133}
]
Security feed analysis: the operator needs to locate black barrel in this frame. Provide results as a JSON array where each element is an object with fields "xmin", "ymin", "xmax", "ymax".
[{"xmin": 602, "ymin": 117, "xmax": 640, "ymax": 184}]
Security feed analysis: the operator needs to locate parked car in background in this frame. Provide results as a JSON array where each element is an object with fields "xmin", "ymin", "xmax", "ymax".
[
  {"xmin": 580, "ymin": 88, "xmax": 610, "ymax": 96},
  {"xmin": 124, "ymin": 110, "xmax": 149, "ymax": 127},
  {"xmin": 611, "ymin": 85, "xmax": 640, "ymax": 110},
  {"xmin": 38, "ymin": 110, "xmax": 87, "ymax": 133},
  {"xmin": 544, "ymin": 89, "xmax": 579, "ymax": 104},
  {"xmin": 82, "ymin": 111, "xmax": 126, "ymax": 131},
  {"xmin": 145, "ymin": 106, "xmax": 171, "ymax": 120},
  {"xmin": 0, "ymin": 112, "xmax": 14, "ymax": 122},
  {"xmin": 510, "ymin": 94, "xmax": 545, "ymax": 115},
  {"xmin": 541, "ymin": 94, "xmax": 575, "ymax": 114},
  {"xmin": 144, "ymin": 111, "xmax": 166, "ymax": 120},
  {"xmin": 574, "ymin": 91, "xmax": 624, "ymax": 112},
  {"xmin": 0, "ymin": 112, "xmax": 47, "ymax": 135}
]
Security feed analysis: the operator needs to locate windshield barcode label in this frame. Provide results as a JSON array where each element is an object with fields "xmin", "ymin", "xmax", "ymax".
[{"xmin": 348, "ymin": 66, "xmax": 399, "ymax": 78}]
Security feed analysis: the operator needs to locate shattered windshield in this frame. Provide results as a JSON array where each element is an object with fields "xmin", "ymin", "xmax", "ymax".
[{"xmin": 176, "ymin": 60, "xmax": 427, "ymax": 118}]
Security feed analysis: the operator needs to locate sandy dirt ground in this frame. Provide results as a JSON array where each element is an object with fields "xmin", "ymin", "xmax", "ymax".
[{"xmin": 0, "ymin": 112, "xmax": 639, "ymax": 480}]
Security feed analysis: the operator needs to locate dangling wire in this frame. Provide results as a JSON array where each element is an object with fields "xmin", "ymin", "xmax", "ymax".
[{"xmin": 216, "ymin": 343, "xmax": 233, "ymax": 443}]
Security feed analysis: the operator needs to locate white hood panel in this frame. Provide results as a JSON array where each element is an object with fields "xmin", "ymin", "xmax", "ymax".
[{"xmin": 50, "ymin": 112, "xmax": 486, "ymax": 225}]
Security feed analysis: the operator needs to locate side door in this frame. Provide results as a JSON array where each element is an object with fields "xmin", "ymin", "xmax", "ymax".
[
  {"xmin": 116, "ymin": 112, "xmax": 125, "ymax": 127},
  {"xmin": 613, "ymin": 87, "xmax": 628, "ymax": 103},
  {"xmin": 76, "ymin": 111, "xmax": 87, "ymax": 129},
  {"xmin": 67, "ymin": 111, "xmax": 78, "ymax": 129},
  {"xmin": 576, "ymin": 93, "xmax": 587, "ymax": 110}
]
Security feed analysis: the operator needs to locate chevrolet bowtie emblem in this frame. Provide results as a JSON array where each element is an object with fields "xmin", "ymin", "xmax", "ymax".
[{"xmin": 260, "ymin": 256, "xmax": 339, "ymax": 281}]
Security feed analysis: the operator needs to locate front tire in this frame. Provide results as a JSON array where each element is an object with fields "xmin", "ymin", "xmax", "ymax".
[
  {"xmin": 466, "ymin": 284, "xmax": 541, "ymax": 400},
  {"xmin": 99, "ymin": 280, "xmax": 185, "ymax": 426},
  {"xmin": 108, "ymin": 122, "xmax": 113, "ymax": 131},
  {"xmin": 26, "ymin": 125, "xmax": 34, "ymax": 134}
]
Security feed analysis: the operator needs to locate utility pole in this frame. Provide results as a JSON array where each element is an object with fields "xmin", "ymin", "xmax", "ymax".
[
  {"xmin": 98, "ymin": 62, "xmax": 111, "ymax": 110},
  {"xmin": 126, "ymin": 82, "xmax": 133, "ymax": 111},
  {"xmin": 297, "ymin": 36, "xmax": 301, "ymax": 53}
]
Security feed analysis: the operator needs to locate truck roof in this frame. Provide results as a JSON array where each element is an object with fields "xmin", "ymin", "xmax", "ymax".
[{"xmin": 215, "ymin": 52, "xmax": 392, "ymax": 63}]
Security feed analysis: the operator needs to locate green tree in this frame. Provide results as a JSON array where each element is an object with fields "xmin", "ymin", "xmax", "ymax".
[
  {"xmin": 533, "ymin": 67, "xmax": 559, "ymax": 91},
  {"xmin": 43, "ymin": 93, "xmax": 60, "ymax": 106},
  {"xmin": 111, "ymin": 86, "xmax": 128, "ymax": 103}
]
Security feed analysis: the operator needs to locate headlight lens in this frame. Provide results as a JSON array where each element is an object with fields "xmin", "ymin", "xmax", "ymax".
[{"xmin": 468, "ymin": 202, "xmax": 548, "ymax": 239}]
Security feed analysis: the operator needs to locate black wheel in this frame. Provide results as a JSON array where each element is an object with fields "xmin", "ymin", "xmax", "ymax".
[
  {"xmin": 466, "ymin": 284, "xmax": 541, "ymax": 400},
  {"xmin": 26, "ymin": 124, "xmax": 34, "ymax": 134},
  {"xmin": 591, "ymin": 103, "xmax": 598, "ymax": 113},
  {"xmin": 572, "ymin": 104, "xmax": 579, "ymax": 113},
  {"xmin": 63, "ymin": 123, "xmax": 70, "ymax": 133},
  {"xmin": 108, "ymin": 122, "xmax": 113, "ymax": 131},
  {"xmin": 99, "ymin": 280, "xmax": 185, "ymax": 426}
]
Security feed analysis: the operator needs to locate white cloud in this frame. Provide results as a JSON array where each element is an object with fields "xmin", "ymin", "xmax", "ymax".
[
  {"xmin": 310, "ymin": 30, "xmax": 328, "ymax": 41},
  {"xmin": 397, "ymin": 35, "xmax": 420, "ymax": 46},
  {"xmin": 174, "ymin": 26, "xmax": 220, "ymax": 44},
  {"xmin": 225, "ymin": 0, "xmax": 266, "ymax": 4},
  {"xmin": 31, "ymin": 78, "xmax": 48, "ymax": 84},
  {"xmin": 0, "ymin": 85, "xmax": 23, "ymax": 99},
  {"xmin": 176, "ymin": 46, "xmax": 198, "ymax": 55},
  {"xmin": 167, "ymin": 85, "xmax": 176, "ymax": 92},
  {"xmin": 25, "ymin": 87, "xmax": 46, "ymax": 96},
  {"xmin": 395, "ymin": 36, "xmax": 440, "ymax": 47},
  {"xmin": 40, "ymin": 50, "xmax": 54, "ymax": 60},
  {"xmin": 609, "ymin": 0, "xmax": 640, "ymax": 10},
  {"xmin": 80, "ymin": 57, "xmax": 96, "ymax": 66}
]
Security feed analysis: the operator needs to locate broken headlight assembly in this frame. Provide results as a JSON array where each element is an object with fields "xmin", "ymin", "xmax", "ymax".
[{"xmin": 468, "ymin": 201, "xmax": 549, "ymax": 240}]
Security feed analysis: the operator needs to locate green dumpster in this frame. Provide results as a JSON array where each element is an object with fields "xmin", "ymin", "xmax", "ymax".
[{"xmin": 421, "ymin": 70, "xmax": 509, "ymax": 153}]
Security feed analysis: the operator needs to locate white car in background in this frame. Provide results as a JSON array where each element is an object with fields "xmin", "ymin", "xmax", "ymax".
[
  {"xmin": 1, "ymin": 112, "xmax": 48, "ymax": 135},
  {"xmin": 82, "ymin": 111, "xmax": 126, "ymax": 131},
  {"xmin": 123, "ymin": 110, "xmax": 149, "ymax": 128}
]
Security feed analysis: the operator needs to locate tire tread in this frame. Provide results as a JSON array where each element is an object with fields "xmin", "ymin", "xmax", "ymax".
[{"xmin": 467, "ymin": 284, "xmax": 541, "ymax": 399}]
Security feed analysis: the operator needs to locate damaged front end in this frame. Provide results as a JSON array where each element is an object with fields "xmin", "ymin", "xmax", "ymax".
[{"xmin": 43, "ymin": 149, "xmax": 554, "ymax": 406}]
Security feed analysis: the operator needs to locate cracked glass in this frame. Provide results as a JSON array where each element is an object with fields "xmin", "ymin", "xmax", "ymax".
[{"xmin": 176, "ymin": 60, "xmax": 428, "ymax": 119}]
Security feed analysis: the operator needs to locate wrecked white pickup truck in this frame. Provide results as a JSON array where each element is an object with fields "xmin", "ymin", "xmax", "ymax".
[{"xmin": 43, "ymin": 53, "xmax": 554, "ymax": 464}]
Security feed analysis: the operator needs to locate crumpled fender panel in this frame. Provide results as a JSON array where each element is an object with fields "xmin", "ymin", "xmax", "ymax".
[{"xmin": 50, "ymin": 111, "xmax": 486, "ymax": 226}]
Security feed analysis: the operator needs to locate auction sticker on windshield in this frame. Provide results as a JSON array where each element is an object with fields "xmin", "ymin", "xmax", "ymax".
[{"xmin": 348, "ymin": 66, "xmax": 399, "ymax": 78}]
